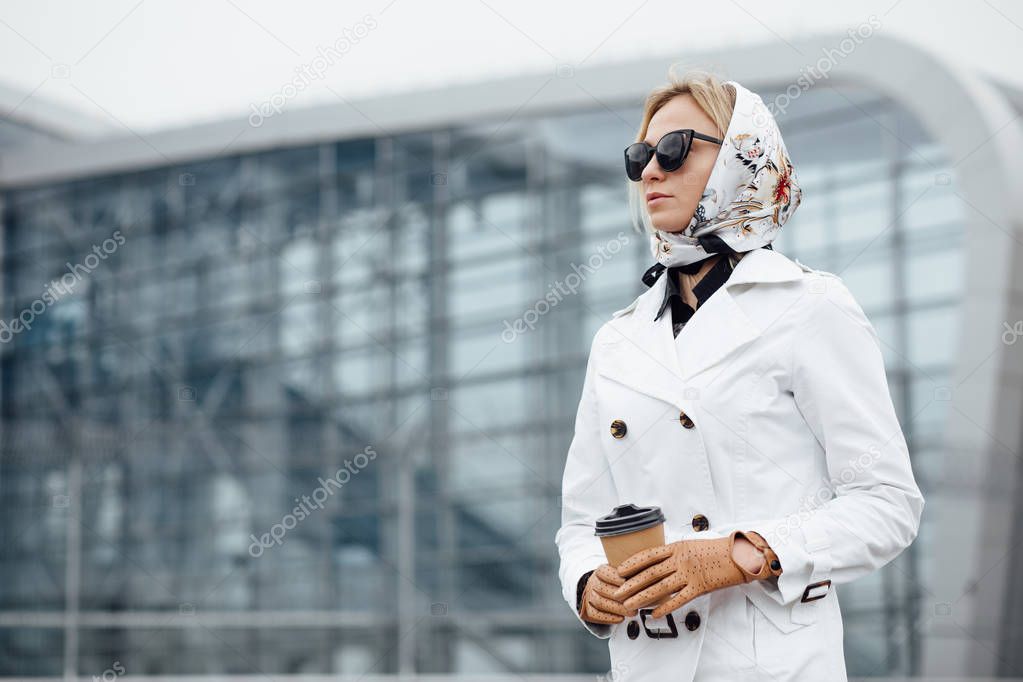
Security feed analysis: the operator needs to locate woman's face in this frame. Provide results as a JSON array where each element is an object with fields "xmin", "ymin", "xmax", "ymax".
[{"xmin": 640, "ymin": 94, "xmax": 723, "ymax": 233}]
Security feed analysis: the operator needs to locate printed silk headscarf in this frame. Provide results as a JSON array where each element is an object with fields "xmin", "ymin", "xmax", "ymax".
[{"xmin": 649, "ymin": 80, "xmax": 802, "ymax": 268}]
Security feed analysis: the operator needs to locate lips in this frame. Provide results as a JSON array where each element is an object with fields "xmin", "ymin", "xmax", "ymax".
[{"xmin": 646, "ymin": 192, "xmax": 671, "ymax": 203}]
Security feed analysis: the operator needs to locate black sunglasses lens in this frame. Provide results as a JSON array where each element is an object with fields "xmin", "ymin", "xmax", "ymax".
[
  {"xmin": 656, "ymin": 131, "xmax": 688, "ymax": 173},
  {"xmin": 624, "ymin": 131, "xmax": 695, "ymax": 181},
  {"xmin": 624, "ymin": 143, "xmax": 652, "ymax": 181}
]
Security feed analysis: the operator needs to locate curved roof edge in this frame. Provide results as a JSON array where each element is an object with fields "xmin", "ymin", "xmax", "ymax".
[
  {"xmin": 0, "ymin": 33, "xmax": 1019, "ymax": 201},
  {"xmin": 0, "ymin": 79, "xmax": 118, "ymax": 144}
]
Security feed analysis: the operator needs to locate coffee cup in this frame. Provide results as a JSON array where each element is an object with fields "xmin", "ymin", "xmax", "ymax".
[
  {"xmin": 594, "ymin": 503, "xmax": 669, "ymax": 608},
  {"xmin": 594, "ymin": 503, "xmax": 667, "ymax": 566}
]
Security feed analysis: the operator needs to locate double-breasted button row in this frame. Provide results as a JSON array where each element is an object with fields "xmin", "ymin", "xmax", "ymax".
[{"xmin": 610, "ymin": 413, "xmax": 694, "ymax": 438}]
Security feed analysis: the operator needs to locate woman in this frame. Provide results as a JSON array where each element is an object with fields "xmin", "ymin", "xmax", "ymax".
[{"xmin": 554, "ymin": 69, "xmax": 925, "ymax": 681}]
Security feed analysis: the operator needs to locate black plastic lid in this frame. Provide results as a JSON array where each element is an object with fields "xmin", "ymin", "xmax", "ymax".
[{"xmin": 594, "ymin": 503, "xmax": 665, "ymax": 538}]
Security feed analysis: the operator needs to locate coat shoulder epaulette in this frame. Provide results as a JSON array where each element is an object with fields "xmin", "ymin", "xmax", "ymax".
[
  {"xmin": 793, "ymin": 258, "xmax": 840, "ymax": 281},
  {"xmin": 793, "ymin": 257, "xmax": 815, "ymax": 273}
]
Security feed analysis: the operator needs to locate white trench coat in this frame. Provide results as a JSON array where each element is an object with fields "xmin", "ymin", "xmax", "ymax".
[{"xmin": 555, "ymin": 246, "xmax": 925, "ymax": 681}]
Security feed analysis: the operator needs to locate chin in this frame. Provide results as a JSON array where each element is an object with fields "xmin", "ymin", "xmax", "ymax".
[{"xmin": 651, "ymin": 210, "xmax": 692, "ymax": 233}]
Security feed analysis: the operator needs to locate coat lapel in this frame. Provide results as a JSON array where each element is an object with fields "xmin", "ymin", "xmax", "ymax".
[
  {"xmin": 596, "ymin": 247, "xmax": 806, "ymax": 406},
  {"xmin": 598, "ymin": 272, "xmax": 687, "ymax": 409}
]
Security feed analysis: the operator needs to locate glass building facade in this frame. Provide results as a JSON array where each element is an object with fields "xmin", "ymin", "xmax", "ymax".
[{"xmin": 0, "ymin": 81, "xmax": 958, "ymax": 676}]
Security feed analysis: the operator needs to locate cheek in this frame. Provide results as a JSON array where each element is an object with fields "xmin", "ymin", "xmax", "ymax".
[
  {"xmin": 683, "ymin": 152, "xmax": 716, "ymax": 196},
  {"xmin": 670, "ymin": 173, "xmax": 705, "ymax": 205},
  {"xmin": 665, "ymin": 158, "xmax": 714, "ymax": 215}
]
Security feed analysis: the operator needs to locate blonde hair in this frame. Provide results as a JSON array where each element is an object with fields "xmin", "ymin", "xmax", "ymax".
[{"xmin": 627, "ymin": 66, "xmax": 737, "ymax": 239}]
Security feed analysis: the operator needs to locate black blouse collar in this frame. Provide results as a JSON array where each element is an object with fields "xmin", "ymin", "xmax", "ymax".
[
  {"xmin": 641, "ymin": 244, "xmax": 775, "ymax": 322},
  {"xmin": 641, "ymin": 243, "xmax": 774, "ymax": 288},
  {"xmin": 649, "ymin": 255, "xmax": 735, "ymax": 322}
]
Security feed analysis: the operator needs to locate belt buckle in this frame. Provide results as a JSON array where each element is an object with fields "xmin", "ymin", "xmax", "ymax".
[
  {"xmin": 639, "ymin": 608, "xmax": 678, "ymax": 638},
  {"xmin": 800, "ymin": 579, "xmax": 832, "ymax": 602}
]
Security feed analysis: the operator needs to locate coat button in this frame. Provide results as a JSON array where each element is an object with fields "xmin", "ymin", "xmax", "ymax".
[
  {"xmin": 679, "ymin": 410, "xmax": 694, "ymax": 429},
  {"xmin": 610, "ymin": 419, "xmax": 628, "ymax": 439},
  {"xmin": 627, "ymin": 620, "xmax": 640, "ymax": 639},
  {"xmin": 684, "ymin": 611, "xmax": 701, "ymax": 631},
  {"xmin": 691, "ymin": 514, "xmax": 710, "ymax": 532},
  {"xmin": 661, "ymin": 241, "xmax": 672, "ymax": 253}
]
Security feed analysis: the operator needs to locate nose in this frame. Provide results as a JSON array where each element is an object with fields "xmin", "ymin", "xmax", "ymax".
[{"xmin": 641, "ymin": 154, "xmax": 663, "ymax": 184}]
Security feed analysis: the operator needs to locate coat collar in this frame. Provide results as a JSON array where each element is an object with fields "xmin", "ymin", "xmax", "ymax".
[{"xmin": 598, "ymin": 247, "xmax": 805, "ymax": 408}]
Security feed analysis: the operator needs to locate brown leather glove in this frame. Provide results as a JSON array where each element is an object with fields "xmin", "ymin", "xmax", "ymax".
[
  {"xmin": 578, "ymin": 563, "xmax": 638, "ymax": 625},
  {"xmin": 611, "ymin": 530, "xmax": 783, "ymax": 619}
]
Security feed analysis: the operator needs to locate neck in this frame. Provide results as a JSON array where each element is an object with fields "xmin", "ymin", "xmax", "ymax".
[{"xmin": 677, "ymin": 255, "xmax": 723, "ymax": 308}]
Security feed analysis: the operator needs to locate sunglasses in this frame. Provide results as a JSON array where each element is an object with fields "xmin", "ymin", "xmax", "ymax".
[{"xmin": 624, "ymin": 129, "xmax": 723, "ymax": 182}]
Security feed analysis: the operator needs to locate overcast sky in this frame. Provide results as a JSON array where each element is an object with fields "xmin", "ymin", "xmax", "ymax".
[{"xmin": 1, "ymin": 0, "xmax": 1020, "ymax": 135}]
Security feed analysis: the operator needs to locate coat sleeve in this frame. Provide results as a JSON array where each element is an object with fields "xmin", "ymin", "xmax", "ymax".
[
  {"xmin": 554, "ymin": 329, "xmax": 620, "ymax": 638},
  {"xmin": 740, "ymin": 274, "xmax": 925, "ymax": 606}
]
